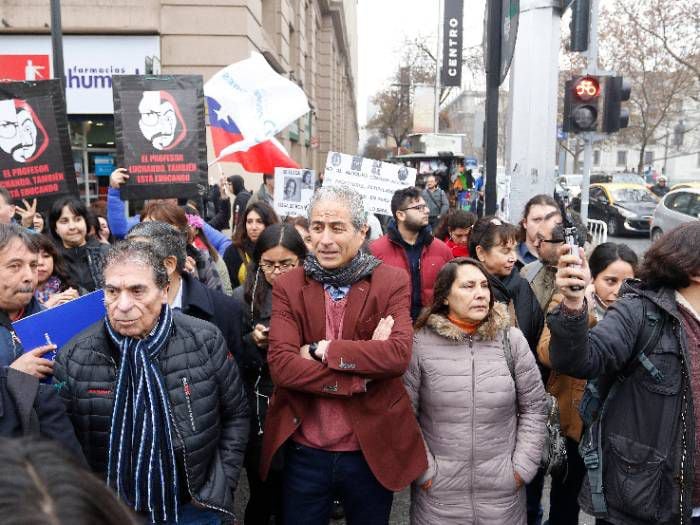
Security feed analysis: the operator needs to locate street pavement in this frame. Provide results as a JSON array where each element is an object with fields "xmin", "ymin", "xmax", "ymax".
[{"xmin": 233, "ymin": 233, "xmax": 651, "ymax": 524}]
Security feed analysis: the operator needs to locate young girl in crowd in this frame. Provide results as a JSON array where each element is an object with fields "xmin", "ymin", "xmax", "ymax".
[
  {"xmin": 224, "ymin": 202, "xmax": 279, "ymax": 286},
  {"xmin": 49, "ymin": 196, "xmax": 109, "ymax": 293},
  {"xmin": 405, "ymin": 257, "xmax": 546, "ymax": 524},
  {"xmin": 34, "ymin": 234, "xmax": 80, "ymax": 307},
  {"xmin": 232, "ymin": 223, "xmax": 307, "ymax": 525}
]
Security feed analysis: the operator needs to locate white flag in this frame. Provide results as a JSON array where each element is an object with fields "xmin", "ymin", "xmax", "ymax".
[{"xmin": 204, "ymin": 53, "xmax": 310, "ymax": 148}]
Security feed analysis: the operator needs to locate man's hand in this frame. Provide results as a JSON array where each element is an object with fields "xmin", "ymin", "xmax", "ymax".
[
  {"xmin": 110, "ymin": 168, "xmax": 129, "ymax": 189},
  {"xmin": 252, "ymin": 324, "xmax": 269, "ymax": 348},
  {"xmin": 43, "ymin": 288, "xmax": 80, "ymax": 308},
  {"xmin": 184, "ymin": 256, "xmax": 197, "ymax": 275},
  {"xmin": 15, "ymin": 198, "xmax": 37, "ymax": 228},
  {"xmin": 300, "ymin": 340, "xmax": 330, "ymax": 361},
  {"xmin": 10, "ymin": 345, "xmax": 57, "ymax": 379},
  {"xmin": 555, "ymin": 245, "xmax": 590, "ymax": 311},
  {"xmin": 372, "ymin": 316, "xmax": 394, "ymax": 341}
]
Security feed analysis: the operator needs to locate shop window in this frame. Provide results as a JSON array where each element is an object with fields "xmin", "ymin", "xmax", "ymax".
[{"xmin": 616, "ymin": 150, "xmax": 627, "ymax": 167}]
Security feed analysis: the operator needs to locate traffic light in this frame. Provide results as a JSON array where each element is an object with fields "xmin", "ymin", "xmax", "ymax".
[
  {"xmin": 563, "ymin": 75, "xmax": 601, "ymax": 133},
  {"xmin": 602, "ymin": 76, "xmax": 631, "ymax": 133},
  {"xmin": 570, "ymin": 0, "xmax": 590, "ymax": 52}
]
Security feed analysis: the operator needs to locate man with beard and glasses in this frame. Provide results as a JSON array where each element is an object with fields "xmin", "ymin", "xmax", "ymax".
[
  {"xmin": 371, "ymin": 187, "xmax": 453, "ymax": 320},
  {"xmin": 0, "ymin": 223, "xmax": 55, "ymax": 377}
]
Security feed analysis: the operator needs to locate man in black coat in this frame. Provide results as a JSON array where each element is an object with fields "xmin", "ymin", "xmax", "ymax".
[
  {"xmin": 127, "ymin": 221, "xmax": 242, "ymax": 363},
  {"xmin": 54, "ymin": 240, "xmax": 249, "ymax": 524}
]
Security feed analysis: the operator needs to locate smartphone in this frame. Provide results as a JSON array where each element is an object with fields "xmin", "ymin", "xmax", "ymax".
[{"xmin": 564, "ymin": 226, "xmax": 583, "ymax": 292}]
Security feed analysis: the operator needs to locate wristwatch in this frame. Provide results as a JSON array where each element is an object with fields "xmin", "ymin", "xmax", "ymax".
[{"xmin": 308, "ymin": 342, "xmax": 323, "ymax": 362}]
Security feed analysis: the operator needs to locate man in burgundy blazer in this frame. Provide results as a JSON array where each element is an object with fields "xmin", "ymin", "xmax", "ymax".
[{"xmin": 261, "ymin": 185, "xmax": 427, "ymax": 525}]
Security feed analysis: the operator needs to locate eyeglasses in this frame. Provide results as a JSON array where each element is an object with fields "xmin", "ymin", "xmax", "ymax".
[
  {"xmin": 401, "ymin": 204, "xmax": 428, "ymax": 212},
  {"xmin": 259, "ymin": 259, "xmax": 298, "ymax": 273},
  {"xmin": 537, "ymin": 237, "xmax": 565, "ymax": 244}
]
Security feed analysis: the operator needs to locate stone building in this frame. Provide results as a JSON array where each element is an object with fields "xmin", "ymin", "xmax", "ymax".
[{"xmin": 0, "ymin": 0, "xmax": 359, "ymax": 198}]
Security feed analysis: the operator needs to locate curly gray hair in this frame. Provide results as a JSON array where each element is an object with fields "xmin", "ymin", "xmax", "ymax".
[
  {"xmin": 104, "ymin": 240, "xmax": 169, "ymax": 289},
  {"xmin": 308, "ymin": 185, "xmax": 368, "ymax": 230}
]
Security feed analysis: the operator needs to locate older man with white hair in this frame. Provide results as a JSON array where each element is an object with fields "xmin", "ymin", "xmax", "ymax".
[{"xmin": 260, "ymin": 185, "xmax": 427, "ymax": 525}]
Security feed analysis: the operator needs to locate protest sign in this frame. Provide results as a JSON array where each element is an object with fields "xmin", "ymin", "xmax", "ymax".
[
  {"xmin": 323, "ymin": 152, "xmax": 417, "ymax": 216},
  {"xmin": 0, "ymin": 80, "xmax": 77, "ymax": 209},
  {"xmin": 113, "ymin": 75, "xmax": 207, "ymax": 200},
  {"xmin": 13, "ymin": 290, "xmax": 105, "ymax": 362},
  {"xmin": 273, "ymin": 167, "xmax": 315, "ymax": 218}
]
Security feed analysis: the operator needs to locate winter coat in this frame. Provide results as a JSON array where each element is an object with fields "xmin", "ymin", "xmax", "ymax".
[
  {"xmin": 261, "ymin": 264, "xmax": 428, "ymax": 491},
  {"xmin": 536, "ymin": 292, "xmax": 595, "ymax": 442},
  {"xmin": 445, "ymin": 238, "xmax": 469, "ymax": 258},
  {"xmin": 489, "ymin": 268, "xmax": 544, "ymax": 355},
  {"xmin": 404, "ymin": 304, "xmax": 547, "ymax": 525},
  {"xmin": 0, "ymin": 297, "xmax": 44, "ymax": 367},
  {"xmin": 547, "ymin": 280, "xmax": 694, "ymax": 524},
  {"xmin": 248, "ymin": 183, "xmax": 274, "ymax": 208},
  {"xmin": 422, "ymin": 187, "xmax": 449, "ymax": 218},
  {"xmin": 53, "ymin": 312, "xmax": 250, "ymax": 519},
  {"xmin": 0, "ymin": 366, "xmax": 84, "ymax": 461},
  {"xmin": 60, "ymin": 237, "xmax": 108, "ymax": 293},
  {"xmin": 370, "ymin": 223, "xmax": 453, "ymax": 309},
  {"xmin": 179, "ymin": 272, "xmax": 241, "ymax": 365}
]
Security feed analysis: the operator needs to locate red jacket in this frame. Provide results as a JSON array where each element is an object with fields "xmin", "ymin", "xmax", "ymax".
[
  {"xmin": 445, "ymin": 238, "xmax": 469, "ymax": 258},
  {"xmin": 370, "ymin": 227, "xmax": 454, "ymax": 308},
  {"xmin": 261, "ymin": 264, "xmax": 427, "ymax": 491}
]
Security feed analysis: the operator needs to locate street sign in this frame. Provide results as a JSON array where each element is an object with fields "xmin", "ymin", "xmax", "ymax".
[
  {"xmin": 500, "ymin": 0, "xmax": 519, "ymax": 84},
  {"xmin": 441, "ymin": 0, "xmax": 464, "ymax": 87}
]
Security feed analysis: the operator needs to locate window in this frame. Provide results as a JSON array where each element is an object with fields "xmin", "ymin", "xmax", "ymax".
[
  {"xmin": 593, "ymin": 150, "xmax": 601, "ymax": 166},
  {"xmin": 687, "ymin": 195, "xmax": 700, "ymax": 218},
  {"xmin": 666, "ymin": 191, "xmax": 693, "ymax": 215},
  {"xmin": 644, "ymin": 150, "xmax": 654, "ymax": 165},
  {"xmin": 616, "ymin": 150, "xmax": 627, "ymax": 167},
  {"xmin": 590, "ymin": 187, "xmax": 606, "ymax": 203}
]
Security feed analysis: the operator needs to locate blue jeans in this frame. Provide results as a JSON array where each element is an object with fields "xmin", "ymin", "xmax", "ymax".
[
  {"xmin": 282, "ymin": 442, "xmax": 393, "ymax": 525},
  {"xmin": 149, "ymin": 502, "xmax": 223, "ymax": 525}
]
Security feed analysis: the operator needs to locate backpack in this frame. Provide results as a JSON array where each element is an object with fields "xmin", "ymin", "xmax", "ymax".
[
  {"xmin": 577, "ymin": 296, "xmax": 666, "ymax": 516},
  {"xmin": 502, "ymin": 329, "xmax": 568, "ymax": 478}
]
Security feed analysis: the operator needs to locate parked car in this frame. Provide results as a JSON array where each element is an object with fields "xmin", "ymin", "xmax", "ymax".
[
  {"xmin": 650, "ymin": 187, "xmax": 700, "ymax": 242},
  {"xmin": 590, "ymin": 172, "xmax": 646, "ymax": 186},
  {"xmin": 555, "ymin": 174, "xmax": 582, "ymax": 199},
  {"xmin": 571, "ymin": 183, "xmax": 658, "ymax": 236},
  {"xmin": 670, "ymin": 181, "xmax": 700, "ymax": 191}
]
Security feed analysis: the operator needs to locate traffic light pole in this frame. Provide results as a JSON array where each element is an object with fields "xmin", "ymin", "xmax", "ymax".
[{"xmin": 579, "ymin": 0, "xmax": 600, "ymax": 225}]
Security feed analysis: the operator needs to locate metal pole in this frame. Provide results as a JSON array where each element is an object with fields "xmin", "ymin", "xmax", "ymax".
[
  {"xmin": 484, "ymin": 0, "xmax": 502, "ymax": 216},
  {"xmin": 434, "ymin": 0, "xmax": 442, "ymax": 133},
  {"xmin": 579, "ymin": 0, "xmax": 599, "ymax": 225},
  {"xmin": 50, "ymin": 0, "xmax": 65, "ymax": 84}
]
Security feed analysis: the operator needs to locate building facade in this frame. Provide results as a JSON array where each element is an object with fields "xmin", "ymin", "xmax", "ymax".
[{"xmin": 0, "ymin": 0, "xmax": 359, "ymax": 199}]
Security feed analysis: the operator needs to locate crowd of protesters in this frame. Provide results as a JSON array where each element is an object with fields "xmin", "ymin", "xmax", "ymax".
[{"xmin": 0, "ymin": 169, "xmax": 698, "ymax": 525}]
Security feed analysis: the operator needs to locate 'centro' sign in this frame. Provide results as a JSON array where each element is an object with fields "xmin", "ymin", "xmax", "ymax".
[{"xmin": 441, "ymin": 0, "xmax": 464, "ymax": 88}]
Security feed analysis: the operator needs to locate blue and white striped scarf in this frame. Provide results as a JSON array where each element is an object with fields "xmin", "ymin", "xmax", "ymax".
[{"xmin": 105, "ymin": 304, "xmax": 179, "ymax": 523}]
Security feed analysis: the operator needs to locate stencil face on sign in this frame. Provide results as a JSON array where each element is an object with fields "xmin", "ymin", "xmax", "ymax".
[
  {"xmin": 137, "ymin": 91, "xmax": 187, "ymax": 150},
  {"xmin": 0, "ymin": 99, "xmax": 48, "ymax": 163}
]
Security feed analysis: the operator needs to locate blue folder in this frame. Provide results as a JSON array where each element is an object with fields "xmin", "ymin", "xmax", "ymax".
[{"xmin": 12, "ymin": 290, "xmax": 106, "ymax": 361}]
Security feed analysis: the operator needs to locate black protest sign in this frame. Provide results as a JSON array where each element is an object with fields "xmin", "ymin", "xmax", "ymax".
[
  {"xmin": 113, "ymin": 75, "xmax": 207, "ymax": 200},
  {"xmin": 0, "ymin": 80, "xmax": 77, "ymax": 209}
]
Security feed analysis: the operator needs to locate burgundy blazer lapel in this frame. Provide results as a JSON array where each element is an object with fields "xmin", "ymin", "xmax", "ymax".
[
  {"xmin": 341, "ymin": 277, "xmax": 371, "ymax": 340},
  {"xmin": 301, "ymin": 276, "xmax": 326, "ymax": 342}
]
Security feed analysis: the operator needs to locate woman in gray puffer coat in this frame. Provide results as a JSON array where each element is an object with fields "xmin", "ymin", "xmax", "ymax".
[{"xmin": 405, "ymin": 257, "xmax": 547, "ymax": 525}]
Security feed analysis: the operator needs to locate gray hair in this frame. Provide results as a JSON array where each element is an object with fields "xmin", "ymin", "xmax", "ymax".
[
  {"xmin": 308, "ymin": 185, "xmax": 367, "ymax": 230},
  {"xmin": 126, "ymin": 221, "xmax": 187, "ymax": 274},
  {"xmin": 104, "ymin": 240, "xmax": 169, "ymax": 289},
  {"xmin": 0, "ymin": 223, "xmax": 39, "ymax": 254}
]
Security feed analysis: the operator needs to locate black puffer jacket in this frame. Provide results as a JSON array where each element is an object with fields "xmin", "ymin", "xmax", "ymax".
[
  {"xmin": 489, "ymin": 268, "xmax": 544, "ymax": 353},
  {"xmin": 60, "ymin": 237, "xmax": 109, "ymax": 293},
  {"xmin": 548, "ymin": 281, "xmax": 693, "ymax": 525},
  {"xmin": 53, "ymin": 312, "xmax": 250, "ymax": 519}
]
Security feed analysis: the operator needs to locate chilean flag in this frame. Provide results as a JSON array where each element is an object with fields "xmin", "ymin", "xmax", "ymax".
[
  {"xmin": 204, "ymin": 53, "xmax": 309, "ymax": 172},
  {"xmin": 206, "ymin": 96, "xmax": 299, "ymax": 172}
]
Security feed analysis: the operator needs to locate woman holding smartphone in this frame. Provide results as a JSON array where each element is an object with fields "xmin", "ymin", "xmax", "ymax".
[{"xmin": 232, "ymin": 224, "xmax": 307, "ymax": 525}]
